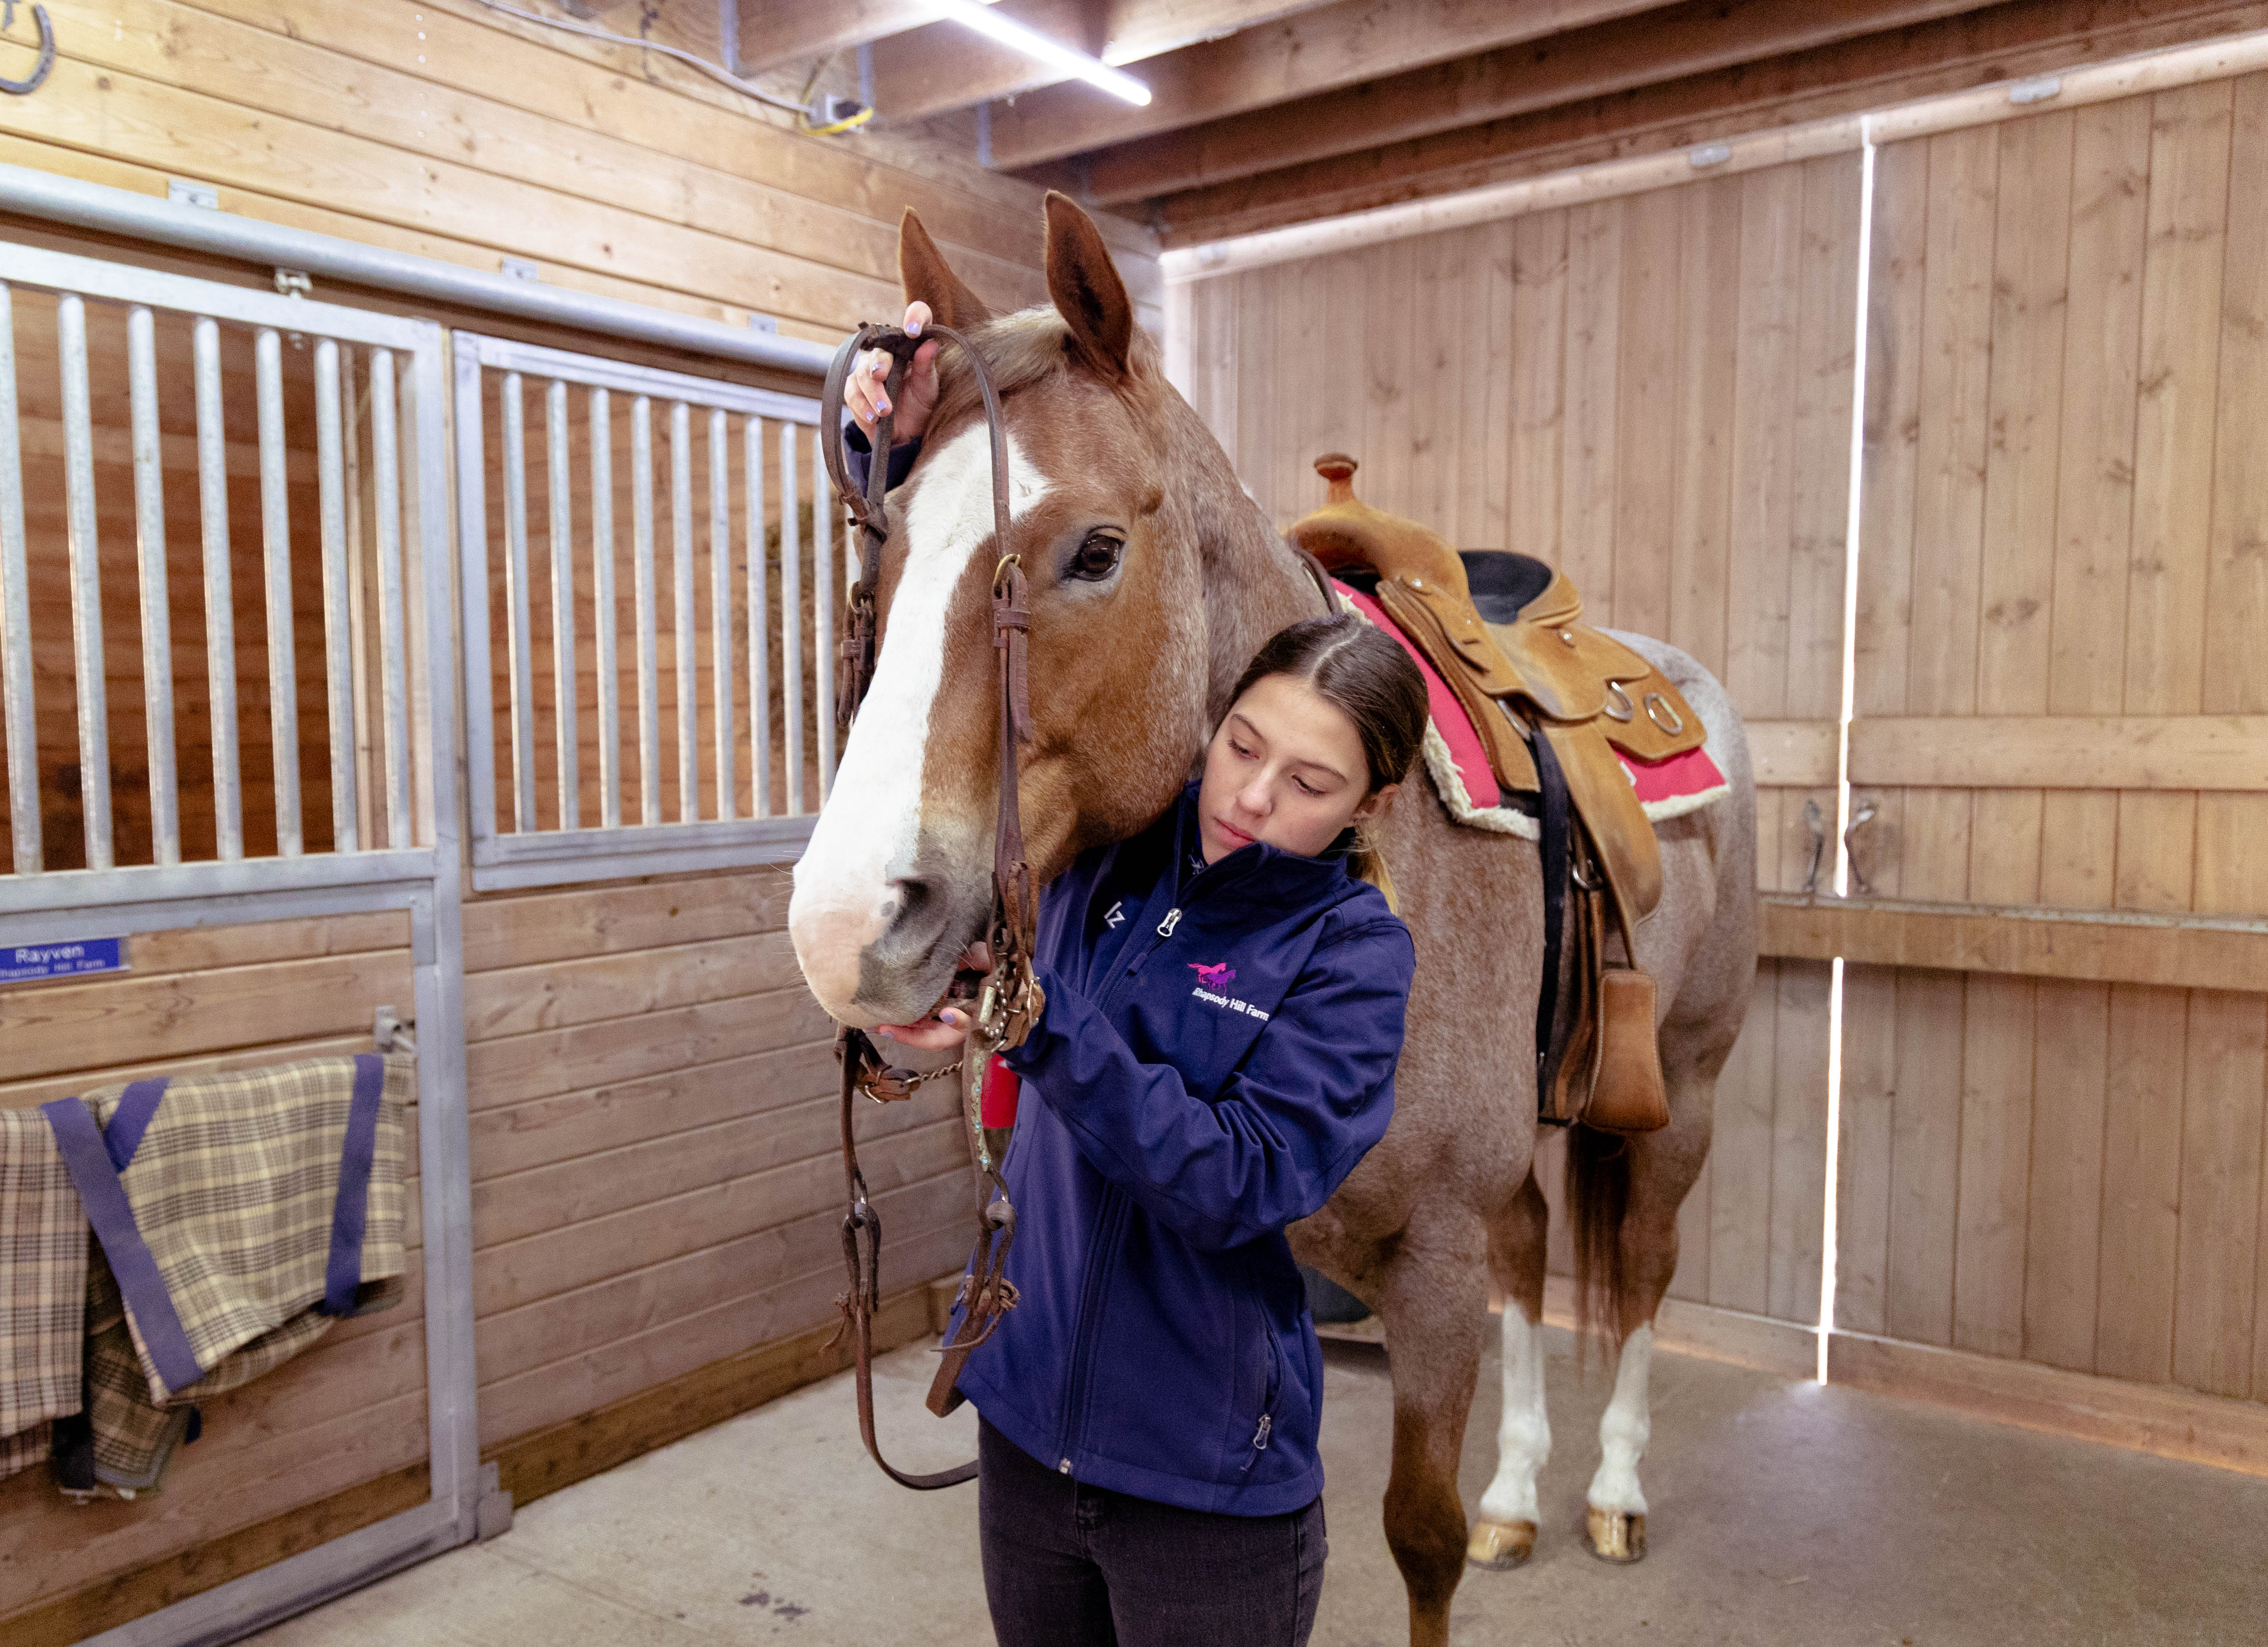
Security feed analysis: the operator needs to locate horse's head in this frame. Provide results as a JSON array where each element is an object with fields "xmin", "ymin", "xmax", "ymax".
[{"xmin": 792, "ymin": 195, "xmax": 1290, "ymax": 1027}]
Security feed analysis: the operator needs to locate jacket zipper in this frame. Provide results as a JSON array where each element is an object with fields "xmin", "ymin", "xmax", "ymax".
[
  {"xmin": 1241, "ymin": 1331, "xmax": 1282, "ymax": 1471},
  {"xmin": 1054, "ymin": 1185, "xmax": 1129, "ymax": 1474}
]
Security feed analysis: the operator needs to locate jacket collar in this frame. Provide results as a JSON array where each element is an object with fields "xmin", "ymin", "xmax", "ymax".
[{"xmin": 1161, "ymin": 781, "xmax": 1359, "ymax": 905}]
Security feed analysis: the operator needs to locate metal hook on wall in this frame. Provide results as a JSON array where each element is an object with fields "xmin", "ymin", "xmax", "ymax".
[{"xmin": 0, "ymin": 5, "xmax": 55, "ymax": 98}]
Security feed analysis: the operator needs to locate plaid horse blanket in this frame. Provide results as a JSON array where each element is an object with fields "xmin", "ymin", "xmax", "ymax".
[
  {"xmin": 0, "ymin": 1104, "xmax": 88, "ymax": 1481},
  {"xmin": 2, "ymin": 1054, "xmax": 410, "ymax": 1494}
]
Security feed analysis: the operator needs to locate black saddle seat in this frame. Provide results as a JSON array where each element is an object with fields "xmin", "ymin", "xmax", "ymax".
[
  {"xmin": 1316, "ymin": 550, "xmax": 1554, "ymax": 626},
  {"xmin": 1461, "ymin": 550, "xmax": 1555, "ymax": 624}
]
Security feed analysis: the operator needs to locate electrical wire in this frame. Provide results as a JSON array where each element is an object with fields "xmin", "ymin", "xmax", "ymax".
[{"xmin": 466, "ymin": 0, "xmax": 854, "ymax": 127}]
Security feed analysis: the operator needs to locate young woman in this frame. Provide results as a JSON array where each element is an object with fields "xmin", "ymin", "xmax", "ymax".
[{"xmin": 847, "ymin": 309, "xmax": 1430, "ymax": 1647}]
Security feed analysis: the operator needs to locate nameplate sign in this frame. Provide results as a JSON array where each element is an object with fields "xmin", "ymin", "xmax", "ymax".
[{"xmin": 1, "ymin": 937, "xmax": 129, "ymax": 984}]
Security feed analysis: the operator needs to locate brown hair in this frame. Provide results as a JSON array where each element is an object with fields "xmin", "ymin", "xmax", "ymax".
[{"xmin": 1228, "ymin": 613, "xmax": 1428, "ymax": 910}]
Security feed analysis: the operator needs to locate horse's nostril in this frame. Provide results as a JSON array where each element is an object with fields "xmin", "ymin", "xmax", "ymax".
[{"xmin": 888, "ymin": 877, "xmax": 935, "ymax": 929}]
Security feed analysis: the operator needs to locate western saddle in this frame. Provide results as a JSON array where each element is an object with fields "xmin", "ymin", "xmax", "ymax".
[{"xmin": 1288, "ymin": 454, "xmax": 1711, "ymax": 1134}]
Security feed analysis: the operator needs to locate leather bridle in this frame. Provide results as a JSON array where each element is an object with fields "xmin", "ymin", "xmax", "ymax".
[
  {"xmin": 815, "ymin": 320, "xmax": 1338, "ymax": 1492},
  {"xmin": 819, "ymin": 320, "xmax": 1043, "ymax": 1490}
]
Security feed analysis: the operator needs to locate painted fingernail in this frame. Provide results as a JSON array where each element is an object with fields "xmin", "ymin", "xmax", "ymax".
[
  {"xmin": 878, "ymin": 1028, "xmax": 895, "ymax": 1040},
  {"xmin": 941, "ymin": 1009, "xmax": 961, "ymax": 1026},
  {"xmin": 907, "ymin": 319, "xmax": 922, "ymax": 336},
  {"xmin": 878, "ymin": 397, "xmax": 891, "ymax": 413}
]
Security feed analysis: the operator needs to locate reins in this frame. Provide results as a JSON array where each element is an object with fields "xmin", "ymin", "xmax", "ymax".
[{"xmin": 821, "ymin": 320, "xmax": 1044, "ymax": 1490}]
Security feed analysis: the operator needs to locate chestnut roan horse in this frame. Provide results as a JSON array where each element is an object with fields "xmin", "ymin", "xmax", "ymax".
[{"xmin": 788, "ymin": 195, "xmax": 1758, "ymax": 1646}]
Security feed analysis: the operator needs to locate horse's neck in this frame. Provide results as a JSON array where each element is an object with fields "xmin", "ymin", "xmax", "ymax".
[{"xmin": 1175, "ymin": 426, "xmax": 1319, "ymax": 715}]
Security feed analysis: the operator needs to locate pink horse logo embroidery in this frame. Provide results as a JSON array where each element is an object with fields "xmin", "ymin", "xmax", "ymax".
[{"xmin": 1189, "ymin": 961, "xmax": 1237, "ymax": 990}]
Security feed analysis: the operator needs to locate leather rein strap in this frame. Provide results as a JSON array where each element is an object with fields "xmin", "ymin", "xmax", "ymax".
[{"xmin": 821, "ymin": 321, "xmax": 1042, "ymax": 1491}]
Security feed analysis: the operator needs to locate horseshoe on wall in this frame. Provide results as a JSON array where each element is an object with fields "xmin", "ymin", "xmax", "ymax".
[{"xmin": 0, "ymin": 5, "xmax": 55, "ymax": 97}]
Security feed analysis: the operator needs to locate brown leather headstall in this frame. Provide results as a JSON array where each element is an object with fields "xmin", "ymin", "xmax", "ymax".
[{"xmin": 819, "ymin": 321, "xmax": 1042, "ymax": 1491}]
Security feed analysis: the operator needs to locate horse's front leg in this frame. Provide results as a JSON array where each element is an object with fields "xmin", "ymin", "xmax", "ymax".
[
  {"xmin": 1375, "ymin": 1212, "xmax": 1489, "ymax": 1647},
  {"xmin": 1468, "ymin": 1165, "xmax": 1550, "ymax": 1569}
]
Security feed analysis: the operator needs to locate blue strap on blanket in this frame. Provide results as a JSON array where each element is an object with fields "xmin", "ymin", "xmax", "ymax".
[
  {"xmin": 319, "ymin": 1054, "xmax": 385, "ymax": 1317},
  {"xmin": 103, "ymin": 1077, "xmax": 168, "ymax": 1172},
  {"xmin": 41, "ymin": 1085, "xmax": 205, "ymax": 1396}
]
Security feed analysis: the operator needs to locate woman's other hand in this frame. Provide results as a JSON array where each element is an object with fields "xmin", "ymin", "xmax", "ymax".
[
  {"xmin": 847, "ymin": 300, "xmax": 941, "ymax": 446},
  {"xmin": 874, "ymin": 939, "xmax": 991, "ymax": 1051}
]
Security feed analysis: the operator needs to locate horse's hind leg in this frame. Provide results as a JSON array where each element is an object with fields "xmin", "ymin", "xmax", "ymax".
[
  {"xmin": 1466, "ymin": 1166, "xmax": 1551, "ymax": 1570},
  {"xmin": 1375, "ymin": 1213, "xmax": 1489, "ymax": 1647},
  {"xmin": 1577, "ymin": 1044, "xmax": 1718, "ymax": 1563}
]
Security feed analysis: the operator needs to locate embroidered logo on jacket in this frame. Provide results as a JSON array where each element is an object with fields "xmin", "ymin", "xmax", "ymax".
[{"xmin": 1188, "ymin": 961, "xmax": 1268, "ymax": 1020}]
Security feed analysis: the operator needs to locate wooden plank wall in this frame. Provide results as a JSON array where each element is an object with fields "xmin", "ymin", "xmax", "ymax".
[
  {"xmin": 0, "ymin": 915, "xmax": 425, "ymax": 1619},
  {"xmin": 1837, "ymin": 79, "xmax": 2268, "ymax": 1402},
  {"xmin": 0, "ymin": 865, "xmax": 974, "ymax": 1626},
  {"xmin": 1178, "ymin": 152, "xmax": 1861, "ymax": 1326},
  {"xmin": 0, "ymin": 0, "xmax": 1160, "ymax": 347},
  {"xmin": 457, "ymin": 868, "xmax": 968, "ymax": 1452}
]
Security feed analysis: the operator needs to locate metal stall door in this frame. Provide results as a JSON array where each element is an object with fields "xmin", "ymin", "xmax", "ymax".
[
  {"xmin": 1826, "ymin": 88, "xmax": 2268, "ymax": 1415},
  {"xmin": 451, "ymin": 331, "xmax": 831, "ymax": 892},
  {"xmin": 0, "ymin": 241, "xmax": 480, "ymax": 1643}
]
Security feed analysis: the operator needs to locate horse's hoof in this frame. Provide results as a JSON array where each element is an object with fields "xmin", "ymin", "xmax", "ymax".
[
  {"xmin": 1585, "ymin": 1506, "xmax": 1645, "ymax": 1563},
  {"xmin": 1465, "ymin": 1519, "xmax": 1537, "ymax": 1570}
]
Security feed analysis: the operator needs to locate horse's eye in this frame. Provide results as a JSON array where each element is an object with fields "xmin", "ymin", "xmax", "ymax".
[{"xmin": 1068, "ymin": 531, "xmax": 1124, "ymax": 582}]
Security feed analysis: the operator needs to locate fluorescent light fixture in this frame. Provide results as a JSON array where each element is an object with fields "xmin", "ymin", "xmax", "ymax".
[{"xmin": 928, "ymin": 0, "xmax": 1153, "ymax": 106}]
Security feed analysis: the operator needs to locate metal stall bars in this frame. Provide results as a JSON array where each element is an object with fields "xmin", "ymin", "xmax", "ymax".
[
  {"xmin": 451, "ymin": 332, "xmax": 837, "ymax": 891},
  {"xmin": 0, "ymin": 242, "xmax": 480, "ymax": 1643}
]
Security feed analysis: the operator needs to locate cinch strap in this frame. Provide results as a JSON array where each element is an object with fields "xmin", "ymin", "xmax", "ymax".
[
  {"xmin": 319, "ymin": 1054, "xmax": 386, "ymax": 1317},
  {"xmin": 41, "ymin": 1084, "xmax": 204, "ymax": 1396}
]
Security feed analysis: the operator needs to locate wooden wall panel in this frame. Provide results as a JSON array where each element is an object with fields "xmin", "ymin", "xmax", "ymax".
[
  {"xmin": 1839, "ymin": 77, "xmax": 2268, "ymax": 1408},
  {"xmin": 456, "ymin": 867, "xmax": 973, "ymax": 1447},
  {"xmin": 1187, "ymin": 153, "xmax": 1858, "ymax": 1327}
]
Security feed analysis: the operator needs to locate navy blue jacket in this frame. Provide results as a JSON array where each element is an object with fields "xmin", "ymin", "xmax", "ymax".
[{"xmin": 947, "ymin": 785, "xmax": 1416, "ymax": 1515}]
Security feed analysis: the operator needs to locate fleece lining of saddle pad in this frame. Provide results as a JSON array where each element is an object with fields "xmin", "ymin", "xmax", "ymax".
[{"xmin": 1332, "ymin": 580, "xmax": 1728, "ymax": 842}]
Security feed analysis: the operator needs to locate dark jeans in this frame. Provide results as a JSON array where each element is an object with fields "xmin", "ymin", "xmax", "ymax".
[{"xmin": 978, "ymin": 1416, "xmax": 1327, "ymax": 1647}]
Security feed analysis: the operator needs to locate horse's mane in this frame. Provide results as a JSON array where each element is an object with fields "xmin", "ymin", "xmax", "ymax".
[{"xmin": 927, "ymin": 307, "xmax": 1165, "ymax": 439}]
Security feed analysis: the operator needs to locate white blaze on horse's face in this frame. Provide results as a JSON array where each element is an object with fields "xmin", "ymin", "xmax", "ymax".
[{"xmin": 789, "ymin": 420, "xmax": 1056, "ymax": 1022}]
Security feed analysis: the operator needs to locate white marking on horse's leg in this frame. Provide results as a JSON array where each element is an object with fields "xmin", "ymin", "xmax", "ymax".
[
  {"xmin": 788, "ymin": 424, "xmax": 1054, "ymax": 1017},
  {"xmin": 1476, "ymin": 1307, "xmax": 1551, "ymax": 1527},
  {"xmin": 1585, "ymin": 1324, "xmax": 1653, "ymax": 1515}
]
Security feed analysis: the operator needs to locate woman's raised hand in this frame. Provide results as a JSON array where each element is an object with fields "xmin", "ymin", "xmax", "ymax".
[
  {"xmin": 875, "ymin": 940, "xmax": 991, "ymax": 1052},
  {"xmin": 846, "ymin": 300, "xmax": 941, "ymax": 447}
]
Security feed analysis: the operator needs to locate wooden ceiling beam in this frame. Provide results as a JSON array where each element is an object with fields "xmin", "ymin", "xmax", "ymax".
[
  {"xmin": 1148, "ymin": 0, "xmax": 2263, "ymax": 243},
  {"xmin": 1068, "ymin": 0, "xmax": 1998, "ymax": 203},
  {"xmin": 732, "ymin": 0, "xmax": 942, "ymax": 74},
  {"xmin": 982, "ymin": 0, "xmax": 1676, "ymax": 170},
  {"xmin": 870, "ymin": 0, "xmax": 1333, "ymax": 123}
]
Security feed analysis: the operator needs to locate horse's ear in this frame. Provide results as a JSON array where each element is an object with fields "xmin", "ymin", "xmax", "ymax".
[
  {"xmin": 1044, "ymin": 192, "xmax": 1134, "ymax": 380},
  {"xmin": 899, "ymin": 209, "xmax": 992, "ymax": 329}
]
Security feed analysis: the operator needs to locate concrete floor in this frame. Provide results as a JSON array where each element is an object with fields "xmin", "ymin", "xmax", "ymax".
[{"xmin": 253, "ymin": 1326, "xmax": 2268, "ymax": 1647}]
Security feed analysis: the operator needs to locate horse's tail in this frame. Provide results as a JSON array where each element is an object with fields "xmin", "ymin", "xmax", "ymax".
[{"xmin": 1565, "ymin": 1123, "xmax": 1630, "ymax": 1355}]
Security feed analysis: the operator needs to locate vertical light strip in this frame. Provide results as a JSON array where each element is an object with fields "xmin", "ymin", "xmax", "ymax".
[{"xmin": 1818, "ymin": 118, "xmax": 1879, "ymax": 1383}]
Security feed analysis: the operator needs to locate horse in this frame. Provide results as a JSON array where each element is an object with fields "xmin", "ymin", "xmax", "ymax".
[{"xmin": 787, "ymin": 193, "xmax": 1758, "ymax": 1647}]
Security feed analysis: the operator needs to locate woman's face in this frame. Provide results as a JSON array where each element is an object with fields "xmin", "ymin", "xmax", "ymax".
[{"xmin": 1197, "ymin": 673, "xmax": 1398, "ymax": 864}]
